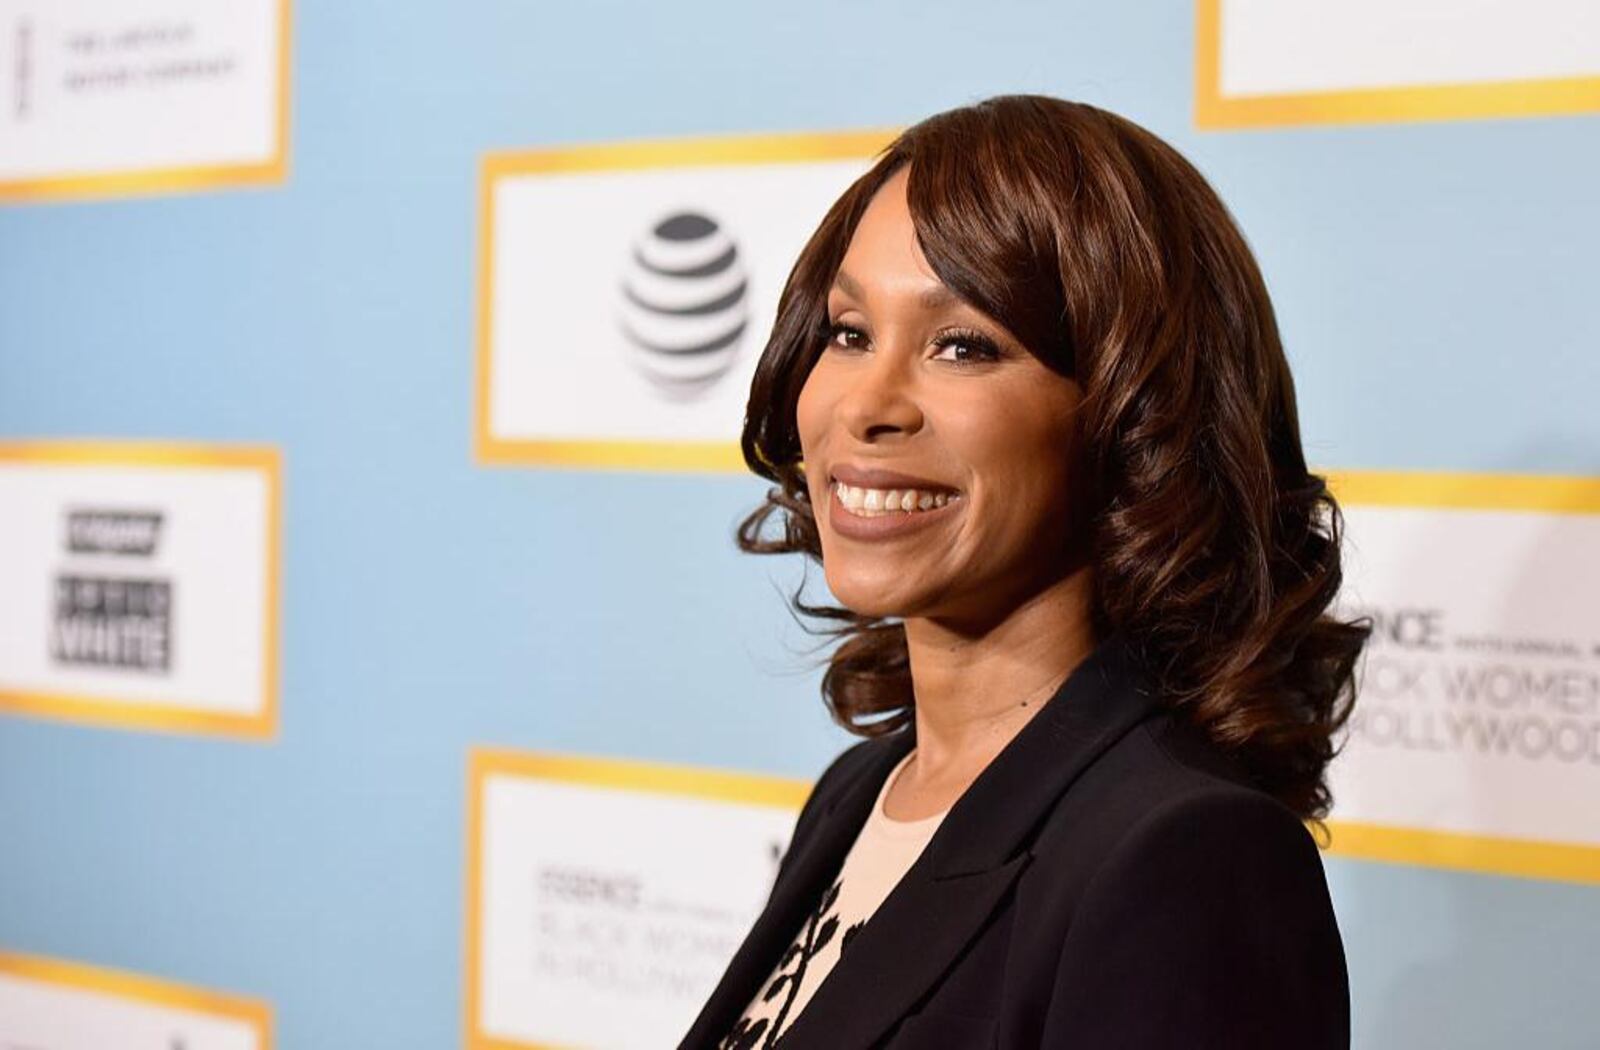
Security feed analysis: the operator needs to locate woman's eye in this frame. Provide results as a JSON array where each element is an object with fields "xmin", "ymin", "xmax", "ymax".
[
  {"xmin": 824, "ymin": 322, "xmax": 866, "ymax": 350},
  {"xmin": 820, "ymin": 321, "xmax": 1001, "ymax": 364},
  {"xmin": 932, "ymin": 333, "xmax": 1001, "ymax": 365}
]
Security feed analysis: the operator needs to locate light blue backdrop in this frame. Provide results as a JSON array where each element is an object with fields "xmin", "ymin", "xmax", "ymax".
[{"xmin": 1, "ymin": 1, "xmax": 1597, "ymax": 1047}]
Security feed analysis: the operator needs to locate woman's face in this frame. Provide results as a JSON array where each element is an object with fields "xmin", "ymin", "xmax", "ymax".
[{"xmin": 797, "ymin": 167, "xmax": 1087, "ymax": 626}]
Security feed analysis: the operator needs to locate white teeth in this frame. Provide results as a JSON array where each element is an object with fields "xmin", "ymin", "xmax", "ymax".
[{"xmin": 832, "ymin": 481, "xmax": 959, "ymax": 517}]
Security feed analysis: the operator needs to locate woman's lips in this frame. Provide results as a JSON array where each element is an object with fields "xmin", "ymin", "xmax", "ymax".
[
  {"xmin": 826, "ymin": 482, "xmax": 963, "ymax": 541},
  {"xmin": 830, "ymin": 464, "xmax": 957, "ymax": 492}
]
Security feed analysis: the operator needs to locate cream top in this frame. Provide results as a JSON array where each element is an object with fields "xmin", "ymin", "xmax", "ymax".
[{"xmin": 721, "ymin": 749, "xmax": 948, "ymax": 1049}]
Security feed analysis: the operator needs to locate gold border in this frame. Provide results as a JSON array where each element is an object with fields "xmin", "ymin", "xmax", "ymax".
[
  {"xmin": 0, "ymin": 438, "xmax": 282, "ymax": 741},
  {"xmin": 0, "ymin": 0, "xmax": 293, "ymax": 203},
  {"xmin": 463, "ymin": 747, "xmax": 810, "ymax": 1050},
  {"xmin": 1324, "ymin": 466, "xmax": 1600, "ymax": 885},
  {"xmin": 1195, "ymin": 0, "xmax": 1600, "ymax": 129},
  {"xmin": 1325, "ymin": 467, "xmax": 1600, "ymax": 514},
  {"xmin": 0, "ymin": 949, "xmax": 272, "ymax": 1046},
  {"xmin": 1322, "ymin": 821, "xmax": 1600, "ymax": 887},
  {"xmin": 473, "ymin": 128, "xmax": 899, "ymax": 472}
]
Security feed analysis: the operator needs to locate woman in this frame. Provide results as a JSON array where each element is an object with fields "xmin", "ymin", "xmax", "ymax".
[{"xmin": 679, "ymin": 94, "xmax": 1369, "ymax": 1049}]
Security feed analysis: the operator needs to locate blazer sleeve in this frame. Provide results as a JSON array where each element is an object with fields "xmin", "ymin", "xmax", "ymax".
[{"xmin": 1038, "ymin": 788, "xmax": 1350, "ymax": 1049}]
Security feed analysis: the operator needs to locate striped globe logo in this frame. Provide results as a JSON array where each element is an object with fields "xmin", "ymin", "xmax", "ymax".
[{"xmin": 618, "ymin": 210, "xmax": 750, "ymax": 400}]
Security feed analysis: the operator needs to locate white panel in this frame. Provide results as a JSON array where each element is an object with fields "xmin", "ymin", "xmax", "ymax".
[
  {"xmin": 0, "ymin": 458, "xmax": 271, "ymax": 718},
  {"xmin": 0, "ymin": 0, "xmax": 281, "ymax": 180},
  {"xmin": 488, "ymin": 158, "xmax": 874, "ymax": 444},
  {"xmin": 1221, "ymin": 0, "xmax": 1600, "ymax": 97},
  {"xmin": 1328, "ymin": 502, "xmax": 1600, "ymax": 847},
  {"xmin": 0, "ymin": 964, "xmax": 261, "ymax": 1050},
  {"xmin": 478, "ymin": 772, "xmax": 799, "ymax": 1049}
]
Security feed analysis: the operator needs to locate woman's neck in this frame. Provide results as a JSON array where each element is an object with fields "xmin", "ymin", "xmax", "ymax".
[{"xmin": 899, "ymin": 565, "xmax": 1097, "ymax": 791}]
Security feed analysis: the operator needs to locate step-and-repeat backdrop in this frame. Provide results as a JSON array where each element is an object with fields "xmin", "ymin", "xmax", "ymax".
[{"xmin": 1, "ymin": 1, "xmax": 1596, "ymax": 1047}]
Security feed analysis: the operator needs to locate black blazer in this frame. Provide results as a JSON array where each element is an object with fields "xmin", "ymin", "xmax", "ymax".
[{"xmin": 678, "ymin": 634, "xmax": 1349, "ymax": 1049}]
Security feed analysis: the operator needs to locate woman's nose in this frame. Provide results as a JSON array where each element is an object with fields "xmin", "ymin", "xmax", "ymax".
[{"xmin": 836, "ymin": 339, "xmax": 924, "ymax": 441}]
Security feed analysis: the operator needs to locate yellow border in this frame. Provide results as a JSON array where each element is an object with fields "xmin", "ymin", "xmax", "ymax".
[
  {"xmin": 0, "ymin": 438, "xmax": 282, "ymax": 742},
  {"xmin": 0, "ymin": 0, "xmax": 293, "ymax": 203},
  {"xmin": 1324, "ymin": 466, "xmax": 1600, "ymax": 885},
  {"xmin": 1324, "ymin": 467, "xmax": 1600, "ymax": 515},
  {"xmin": 1323, "ymin": 820, "xmax": 1600, "ymax": 887},
  {"xmin": 0, "ymin": 949, "xmax": 272, "ymax": 1046},
  {"xmin": 1195, "ymin": 0, "xmax": 1600, "ymax": 129},
  {"xmin": 473, "ymin": 128, "xmax": 899, "ymax": 473},
  {"xmin": 463, "ymin": 747, "xmax": 810, "ymax": 1050}
]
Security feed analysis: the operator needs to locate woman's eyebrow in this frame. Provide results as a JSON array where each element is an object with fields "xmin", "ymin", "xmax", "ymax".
[{"xmin": 832, "ymin": 269, "xmax": 958, "ymax": 311}]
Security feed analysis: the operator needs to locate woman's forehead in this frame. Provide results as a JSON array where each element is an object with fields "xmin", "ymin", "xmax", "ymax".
[{"xmin": 829, "ymin": 267, "xmax": 958, "ymax": 313}]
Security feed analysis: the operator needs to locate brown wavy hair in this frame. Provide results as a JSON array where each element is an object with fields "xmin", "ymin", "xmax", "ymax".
[{"xmin": 735, "ymin": 94, "xmax": 1369, "ymax": 827}]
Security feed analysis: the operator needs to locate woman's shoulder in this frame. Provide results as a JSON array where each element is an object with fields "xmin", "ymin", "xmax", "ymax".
[
  {"xmin": 1031, "ymin": 709, "xmax": 1329, "ymax": 888},
  {"xmin": 801, "ymin": 706, "xmax": 1327, "ymax": 884},
  {"xmin": 1034, "ymin": 713, "xmax": 1350, "ymax": 1048}
]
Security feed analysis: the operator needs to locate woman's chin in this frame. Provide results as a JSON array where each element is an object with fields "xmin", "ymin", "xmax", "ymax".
[{"xmin": 825, "ymin": 574, "xmax": 936, "ymax": 621}]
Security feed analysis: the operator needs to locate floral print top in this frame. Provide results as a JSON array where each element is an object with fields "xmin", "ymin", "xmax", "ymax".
[{"xmin": 720, "ymin": 750, "xmax": 948, "ymax": 1049}]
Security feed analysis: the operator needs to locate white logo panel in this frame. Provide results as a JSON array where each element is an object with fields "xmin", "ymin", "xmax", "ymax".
[
  {"xmin": 470, "ymin": 751, "xmax": 807, "ymax": 1049},
  {"xmin": 0, "ymin": 952, "xmax": 269, "ymax": 1050},
  {"xmin": 1199, "ymin": 0, "xmax": 1600, "ymax": 127},
  {"xmin": 1329, "ymin": 493, "xmax": 1600, "ymax": 854},
  {"xmin": 480, "ymin": 136, "xmax": 890, "ymax": 465},
  {"xmin": 1220, "ymin": 0, "xmax": 1600, "ymax": 97},
  {"xmin": 0, "ymin": 0, "xmax": 286, "ymax": 191},
  {"xmin": 0, "ymin": 443, "xmax": 278, "ymax": 737}
]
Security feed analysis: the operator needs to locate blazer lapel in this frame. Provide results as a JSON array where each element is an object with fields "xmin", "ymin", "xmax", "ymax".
[
  {"xmin": 678, "ymin": 632, "xmax": 1163, "ymax": 1050},
  {"xmin": 676, "ymin": 730, "xmax": 914, "ymax": 1048},
  {"xmin": 780, "ymin": 632, "xmax": 1162, "ymax": 1049}
]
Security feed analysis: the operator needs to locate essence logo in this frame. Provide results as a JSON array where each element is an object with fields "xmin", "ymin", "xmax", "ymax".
[
  {"xmin": 1342, "ymin": 602, "xmax": 1600, "ymax": 765},
  {"xmin": 50, "ymin": 508, "xmax": 173, "ymax": 673},
  {"xmin": 618, "ymin": 210, "xmax": 750, "ymax": 401}
]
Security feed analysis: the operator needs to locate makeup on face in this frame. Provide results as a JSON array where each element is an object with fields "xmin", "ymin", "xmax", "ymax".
[{"xmin": 796, "ymin": 167, "xmax": 1083, "ymax": 620}]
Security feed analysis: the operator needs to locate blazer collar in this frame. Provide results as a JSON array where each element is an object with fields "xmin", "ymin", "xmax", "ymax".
[{"xmin": 678, "ymin": 631, "xmax": 1163, "ymax": 1049}]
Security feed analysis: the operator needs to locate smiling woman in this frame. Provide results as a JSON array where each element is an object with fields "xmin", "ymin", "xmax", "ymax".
[
  {"xmin": 799, "ymin": 163, "xmax": 1091, "ymax": 650},
  {"xmin": 681, "ymin": 94, "xmax": 1371, "ymax": 1050}
]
